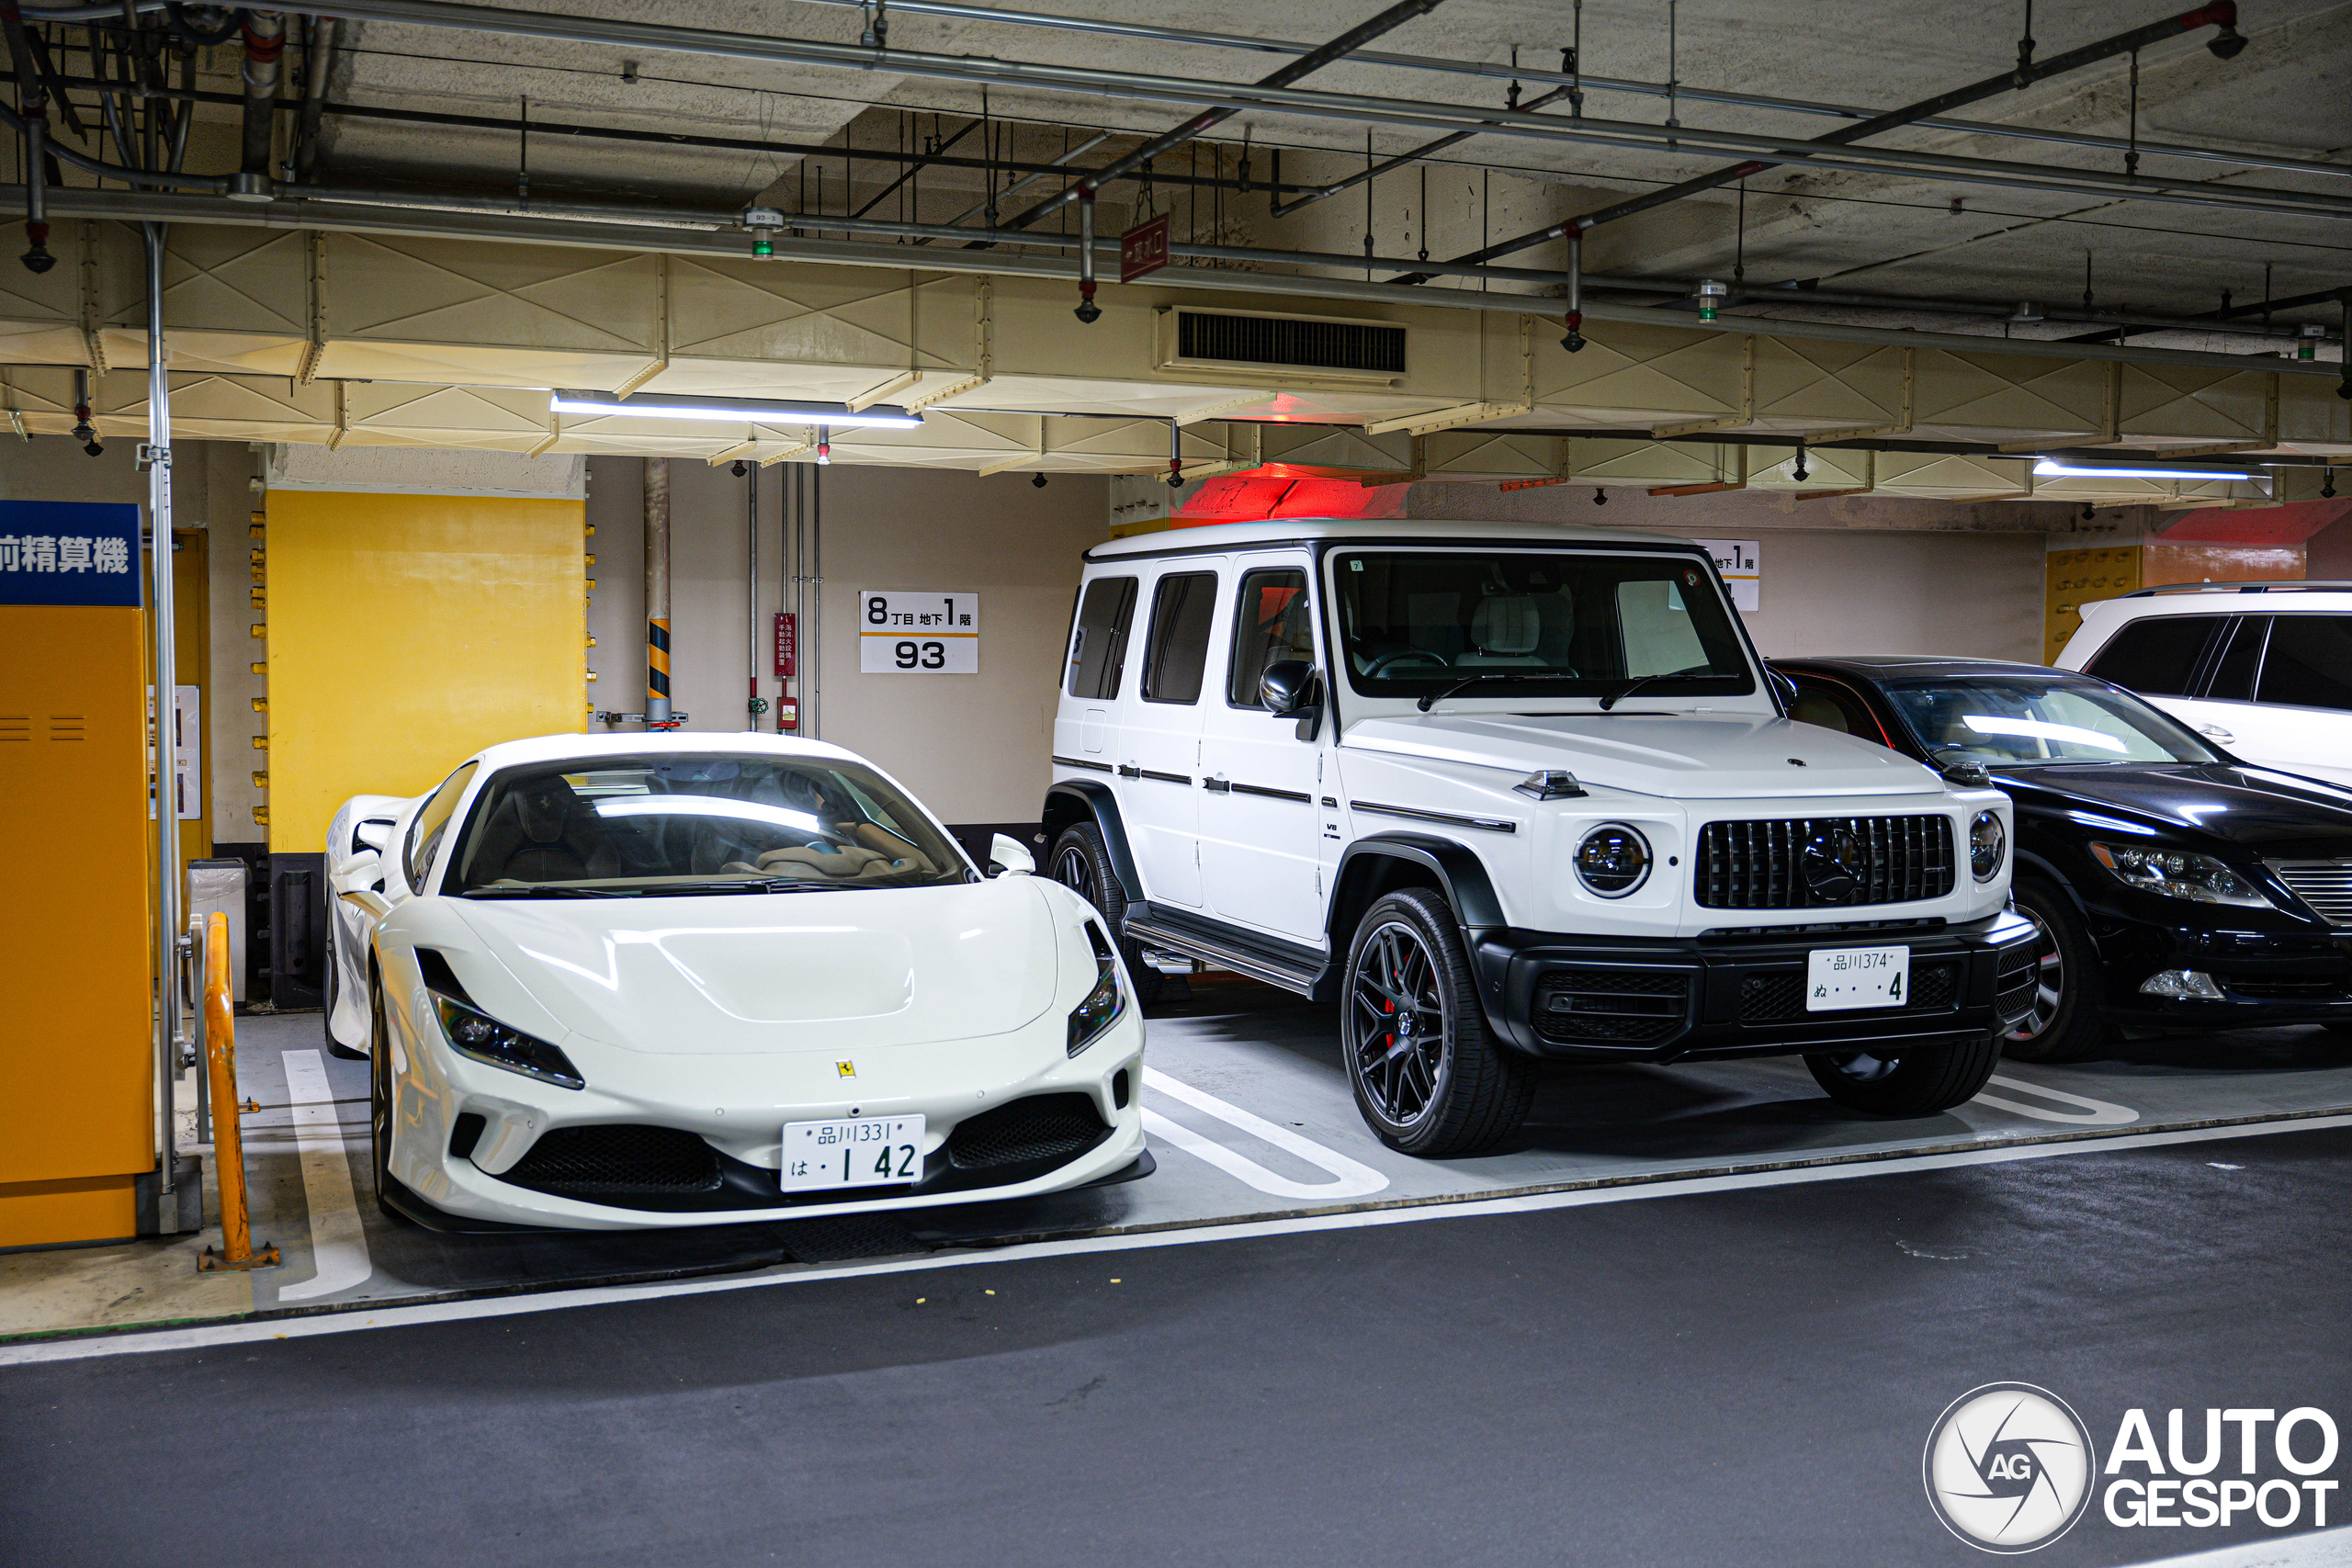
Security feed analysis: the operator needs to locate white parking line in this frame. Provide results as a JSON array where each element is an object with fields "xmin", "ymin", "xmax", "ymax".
[
  {"xmin": 1973, "ymin": 1073, "xmax": 2140, "ymax": 1127},
  {"xmin": 7, "ymin": 1110, "xmax": 2346, "ymax": 1367},
  {"xmin": 1143, "ymin": 1068, "xmax": 1388, "ymax": 1200},
  {"xmin": 272, "ymin": 1051, "xmax": 374, "ymax": 1303}
]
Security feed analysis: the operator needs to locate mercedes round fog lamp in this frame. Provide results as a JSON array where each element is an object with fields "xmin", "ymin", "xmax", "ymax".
[
  {"xmin": 1574, "ymin": 823, "xmax": 1651, "ymax": 897},
  {"xmin": 2088, "ymin": 842, "xmax": 2276, "ymax": 910},
  {"xmin": 432, "ymin": 993, "xmax": 585, "ymax": 1089},
  {"xmin": 1068, "ymin": 921, "xmax": 1126, "ymax": 1056},
  {"xmin": 1969, "ymin": 810, "xmax": 2007, "ymax": 882}
]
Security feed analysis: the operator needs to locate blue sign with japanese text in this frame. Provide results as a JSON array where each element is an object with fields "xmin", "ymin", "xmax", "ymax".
[{"xmin": 0, "ymin": 501, "xmax": 142, "ymax": 607}]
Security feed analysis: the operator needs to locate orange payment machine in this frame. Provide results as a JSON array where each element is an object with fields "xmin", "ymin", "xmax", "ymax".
[{"xmin": 0, "ymin": 501, "xmax": 167, "ymax": 1247}]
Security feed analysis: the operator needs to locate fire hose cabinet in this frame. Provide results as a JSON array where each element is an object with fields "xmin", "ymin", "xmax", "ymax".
[{"xmin": 0, "ymin": 502, "xmax": 157, "ymax": 1248}]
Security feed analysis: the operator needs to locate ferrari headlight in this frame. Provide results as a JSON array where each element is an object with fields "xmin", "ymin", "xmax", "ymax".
[
  {"xmin": 1068, "ymin": 921, "xmax": 1126, "ymax": 1057},
  {"xmin": 432, "ymin": 993, "xmax": 585, "ymax": 1089},
  {"xmin": 1969, "ymin": 810, "xmax": 2007, "ymax": 882},
  {"xmin": 2088, "ymin": 842, "xmax": 2276, "ymax": 910}
]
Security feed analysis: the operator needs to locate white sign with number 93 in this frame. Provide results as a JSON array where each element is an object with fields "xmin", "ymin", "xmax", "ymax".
[{"xmin": 859, "ymin": 590, "xmax": 979, "ymax": 673}]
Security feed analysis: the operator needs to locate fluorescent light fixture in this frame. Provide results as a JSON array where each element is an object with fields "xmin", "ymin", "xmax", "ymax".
[
  {"xmin": 2032, "ymin": 459, "xmax": 2252, "ymax": 482},
  {"xmin": 549, "ymin": 390, "xmax": 922, "ymax": 428}
]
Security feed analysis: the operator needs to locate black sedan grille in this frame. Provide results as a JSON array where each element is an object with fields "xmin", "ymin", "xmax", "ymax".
[
  {"xmin": 1532, "ymin": 967, "xmax": 1693, "ymax": 1043},
  {"xmin": 1696, "ymin": 816, "xmax": 1955, "ymax": 909},
  {"xmin": 946, "ymin": 1093, "xmax": 1109, "ymax": 1171},
  {"xmin": 501, "ymin": 1124, "xmax": 722, "ymax": 1198},
  {"xmin": 2272, "ymin": 861, "xmax": 2352, "ymax": 926}
]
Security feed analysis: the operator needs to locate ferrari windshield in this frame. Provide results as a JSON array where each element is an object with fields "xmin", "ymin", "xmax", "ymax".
[
  {"xmin": 446, "ymin": 755, "xmax": 969, "ymax": 896},
  {"xmin": 1330, "ymin": 549, "xmax": 1755, "ymax": 701},
  {"xmin": 1883, "ymin": 676, "xmax": 2222, "ymax": 767}
]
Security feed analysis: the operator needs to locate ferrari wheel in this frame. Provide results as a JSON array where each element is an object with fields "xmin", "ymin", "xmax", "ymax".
[
  {"xmin": 368, "ymin": 969, "xmax": 410, "ymax": 1224},
  {"xmin": 1341, "ymin": 888, "xmax": 1534, "ymax": 1156},
  {"xmin": 1049, "ymin": 821, "xmax": 1162, "ymax": 1003},
  {"xmin": 1999, "ymin": 880, "xmax": 2102, "ymax": 1064},
  {"xmin": 1805, "ymin": 1032, "xmax": 2001, "ymax": 1116}
]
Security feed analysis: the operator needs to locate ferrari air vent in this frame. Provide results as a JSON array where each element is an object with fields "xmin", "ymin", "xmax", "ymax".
[{"xmin": 1168, "ymin": 309, "xmax": 1407, "ymax": 377}]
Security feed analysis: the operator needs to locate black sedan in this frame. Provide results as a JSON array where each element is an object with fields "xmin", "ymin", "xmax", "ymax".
[{"xmin": 1772, "ymin": 656, "xmax": 2352, "ymax": 1061}]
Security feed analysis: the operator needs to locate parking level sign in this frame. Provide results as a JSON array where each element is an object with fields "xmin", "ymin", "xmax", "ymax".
[{"xmin": 860, "ymin": 591, "xmax": 979, "ymax": 673}]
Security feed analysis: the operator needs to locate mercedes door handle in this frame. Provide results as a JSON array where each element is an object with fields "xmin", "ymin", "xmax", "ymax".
[{"xmin": 2199, "ymin": 725, "xmax": 2235, "ymax": 743}]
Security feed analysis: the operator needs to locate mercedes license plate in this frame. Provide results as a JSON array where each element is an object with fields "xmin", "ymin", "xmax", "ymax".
[
  {"xmin": 1806, "ymin": 945, "xmax": 1910, "ymax": 1011},
  {"xmin": 782, "ymin": 1115, "xmax": 925, "ymax": 1192}
]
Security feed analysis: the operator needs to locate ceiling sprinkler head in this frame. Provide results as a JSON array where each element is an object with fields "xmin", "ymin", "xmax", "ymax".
[
  {"xmin": 83, "ymin": 440, "xmax": 103, "ymax": 457},
  {"xmin": 1592, "ymin": 487, "xmax": 1608, "ymax": 506},
  {"xmin": 730, "ymin": 460, "xmax": 747, "ymax": 477},
  {"xmin": 2324, "ymin": 467, "xmax": 2338, "ymax": 500},
  {"xmin": 2206, "ymin": 24, "xmax": 2246, "ymax": 60},
  {"xmin": 2081, "ymin": 503, "xmax": 2097, "ymax": 521},
  {"xmin": 1792, "ymin": 448, "xmax": 1810, "ymax": 483},
  {"xmin": 1031, "ymin": 473, "xmax": 1047, "ymax": 489}
]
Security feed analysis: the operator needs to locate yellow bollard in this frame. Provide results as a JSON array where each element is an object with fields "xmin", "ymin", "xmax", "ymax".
[{"xmin": 198, "ymin": 911, "xmax": 277, "ymax": 1272}]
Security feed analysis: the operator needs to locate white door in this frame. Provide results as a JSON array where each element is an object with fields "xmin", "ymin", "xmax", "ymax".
[
  {"xmin": 1116, "ymin": 563, "xmax": 1224, "ymax": 907},
  {"xmin": 1054, "ymin": 573, "xmax": 1139, "ymax": 763},
  {"xmin": 2169, "ymin": 613, "xmax": 2352, "ymax": 786},
  {"xmin": 1199, "ymin": 556, "xmax": 1329, "ymax": 943}
]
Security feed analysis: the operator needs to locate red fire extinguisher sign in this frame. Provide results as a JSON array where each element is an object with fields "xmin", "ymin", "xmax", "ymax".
[{"xmin": 774, "ymin": 612, "xmax": 796, "ymax": 678}]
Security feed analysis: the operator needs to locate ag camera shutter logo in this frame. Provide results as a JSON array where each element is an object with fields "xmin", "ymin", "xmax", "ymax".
[{"xmin": 1924, "ymin": 1383, "xmax": 2098, "ymax": 1552}]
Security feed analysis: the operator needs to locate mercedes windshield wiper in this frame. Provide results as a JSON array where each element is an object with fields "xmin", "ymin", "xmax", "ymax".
[
  {"xmin": 1415, "ymin": 672, "xmax": 1552, "ymax": 712},
  {"xmin": 1598, "ymin": 673, "xmax": 1680, "ymax": 711}
]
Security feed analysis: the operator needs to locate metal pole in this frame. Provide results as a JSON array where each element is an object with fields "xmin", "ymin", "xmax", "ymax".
[
  {"xmin": 644, "ymin": 456, "xmax": 671, "ymax": 727},
  {"xmin": 807, "ymin": 463, "xmax": 821, "ymax": 741},
  {"xmin": 144, "ymin": 220, "xmax": 179, "ymax": 1201},
  {"xmin": 746, "ymin": 459, "xmax": 759, "ymax": 729}
]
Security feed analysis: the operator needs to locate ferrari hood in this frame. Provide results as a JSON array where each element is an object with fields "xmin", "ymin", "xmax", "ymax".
[
  {"xmin": 1340, "ymin": 712, "xmax": 1946, "ymax": 800},
  {"xmin": 444, "ymin": 876, "xmax": 1062, "ymax": 1055}
]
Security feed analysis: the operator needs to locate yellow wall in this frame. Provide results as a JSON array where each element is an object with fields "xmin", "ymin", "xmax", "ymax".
[
  {"xmin": 0, "ymin": 605, "xmax": 153, "ymax": 1246},
  {"xmin": 266, "ymin": 490, "xmax": 585, "ymax": 853}
]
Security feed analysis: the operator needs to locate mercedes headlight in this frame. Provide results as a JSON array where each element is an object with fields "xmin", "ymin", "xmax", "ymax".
[
  {"xmin": 2088, "ymin": 842, "xmax": 2275, "ymax": 910},
  {"xmin": 1575, "ymin": 823, "xmax": 1652, "ymax": 897},
  {"xmin": 1969, "ymin": 810, "xmax": 2007, "ymax": 882},
  {"xmin": 1068, "ymin": 921, "xmax": 1127, "ymax": 1056},
  {"xmin": 433, "ymin": 993, "xmax": 585, "ymax": 1089}
]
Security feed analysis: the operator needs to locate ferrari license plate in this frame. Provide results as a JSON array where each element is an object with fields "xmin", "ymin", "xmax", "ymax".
[
  {"xmin": 1805, "ymin": 945, "xmax": 1910, "ymax": 1011},
  {"xmin": 781, "ymin": 1115, "xmax": 925, "ymax": 1192}
]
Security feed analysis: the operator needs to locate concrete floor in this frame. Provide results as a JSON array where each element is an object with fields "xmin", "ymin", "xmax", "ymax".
[
  {"xmin": 6, "ymin": 979, "xmax": 2352, "ymax": 1344},
  {"xmin": 3, "ymin": 1122, "xmax": 2346, "ymax": 1567}
]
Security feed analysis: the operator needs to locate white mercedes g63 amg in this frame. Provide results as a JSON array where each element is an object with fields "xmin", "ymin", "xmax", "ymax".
[{"xmin": 1041, "ymin": 519, "xmax": 2039, "ymax": 1156}]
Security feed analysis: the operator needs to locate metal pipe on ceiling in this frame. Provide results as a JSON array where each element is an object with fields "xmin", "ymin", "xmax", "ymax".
[
  {"xmin": 23, "ymin": 0, "xmax": 2349, "ymax": 186},
  {"xmin": 296, "ymin": 16, "xmax": 336, "ymax": 181},
  {"xmin": 244, "ymin": 0, "xmax": 2349, "ymax": 223},
  {"xmin": 1400, "ymin": 0, "xmax": 2255, "ymax": 282},
  {"xmin": 239, "ymin": 11, "xmax": 285, "ymax": 177},
  {"xmin": 38, "ymin": 184, "xmax": 2345, "ymax": 382},
  {"xmin": 771, "ymin": 0, "xmax": 2350, "ymax": 184},
  {"xmin": 999, "ymin": 0, "xmax": 1445, "ymax": 240}
]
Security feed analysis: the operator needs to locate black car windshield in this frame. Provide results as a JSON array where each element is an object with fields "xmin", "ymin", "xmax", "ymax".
[
  {"xmin": 1330, "ymin": 549, "xmax": 1754, "ymax": 701},
  {"xmin": 1883, "ymin": 676, "xmax": 2222, "ymax": 767},
  {"xmin": 446, "ymin": 755, "xmax": 969, "ymax": 896}
]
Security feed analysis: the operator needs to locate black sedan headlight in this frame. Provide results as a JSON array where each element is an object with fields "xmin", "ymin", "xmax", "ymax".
[
  {"xmin": 2088, "ymin": 842, "xmax": 2276, "ymax": 910},
  {"xmin": 1969, "ymin": 810, "xmax": 2007, "ymax": 882},
  {"xmin": 433, "ymin": 993, "xmax": 585, "ymax": 1089},
  {"xmin": 1068, "ymin": 921, "xmax": 1127, "ymax": 1056},
  {"xmin": 1574, "ymin": 824, "xmax": 1651, "ymax": 897}
]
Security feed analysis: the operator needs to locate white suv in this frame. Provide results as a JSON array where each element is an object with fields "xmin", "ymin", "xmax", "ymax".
[
  {"xmin": 1040, "ymin": 519, "xmax": 2037, "ymax": 1155},
  {"xmin": 2056, "ymin": 581, "xmax": 2352, "ymax": 788}
]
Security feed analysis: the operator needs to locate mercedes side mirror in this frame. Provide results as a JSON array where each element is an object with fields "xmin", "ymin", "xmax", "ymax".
[
  {"xmin": 987, "ymin": 832, "xmax": 1035, "ymax": 877},
  {"xmin": 1260, "ymin": 660, "xmax": 1323, "ymax": 741}
]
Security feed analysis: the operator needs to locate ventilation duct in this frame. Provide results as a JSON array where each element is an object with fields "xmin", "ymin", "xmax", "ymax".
[{"xmin": 1156, "ymin": 308, "xmax": 1408, "ymax": 380}]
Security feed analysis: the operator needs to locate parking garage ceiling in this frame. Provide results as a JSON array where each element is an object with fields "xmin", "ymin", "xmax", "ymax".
[{"xmin": 1, "ymin": 0, "xmax": 2346, "ymax": 487}]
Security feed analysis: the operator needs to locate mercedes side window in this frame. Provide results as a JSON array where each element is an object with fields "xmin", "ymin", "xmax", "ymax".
[
  {"xmin": 1788, "ymin": 677, "xmax": 1886, "ymax": 744},
  {"xmin": 404, "ymin": 761, "xmax": 479, "ymax": 891},
  {"xmin": 2204, "ymin": 616, "xmax": 2268, "ymax": 701},
  {"xmin": 2082, "ymin": 615, "xmax": 2224, "ymax": 697},
  {"xmin": 2256, "ymin": 615, "xmax": 2352, "ymax": 713},
  {"xmin": 1141, "ymin": 571, "xmax": 1218, "ymax": 705},
  {"xmin": 1067, "ymin": 575, "xmax": 1138, "ymax": 700},
  {"xmin": 1227, "ymin": 568, "xmax": 1313, "ymax": 707}
]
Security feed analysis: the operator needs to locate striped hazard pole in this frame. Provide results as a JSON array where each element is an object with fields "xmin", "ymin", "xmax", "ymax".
[{"xmin": 645, "ymin": 456, "xmax": 673, "ymax": 728}]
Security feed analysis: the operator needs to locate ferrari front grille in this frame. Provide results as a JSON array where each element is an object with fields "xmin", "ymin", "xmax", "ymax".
[
  {"xmin": 499, "ymin": 1123, "xmax": 723, "ymax": 1197},
  {"xmin": 945, "ymin": 1093, "xmax": 1109, "ymax": 1171}
]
